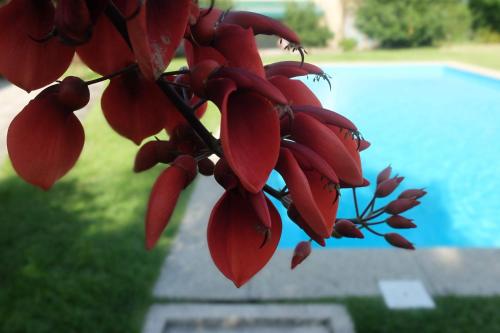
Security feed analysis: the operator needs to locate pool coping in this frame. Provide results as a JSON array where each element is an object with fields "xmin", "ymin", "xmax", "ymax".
[
  {"xmin": 304, "ymin": 60, "xmax": 500, "ymax": 82},
  {"xmin": 153, "ymin": 61, "xmax": 500, "ymax": 301},
  {"xmin": 153, "ymin": 177, "xmax": 500, "ymax": 301}
]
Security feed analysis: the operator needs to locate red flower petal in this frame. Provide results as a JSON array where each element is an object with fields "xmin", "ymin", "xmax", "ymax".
[
  {"xmin": 145, "ymin": 155, "xmax": 197, "ymax": 250},
  {"xmin": 292, "ymin": 113, "xmax": 363, "ymax": 186},
  {"xmin": 54, "ymin": 0, "xmax": 92, "ymax": 45},
  {"xmin": 76, "ymin": 13, "xmax": 134, "ymax": 75},
  {"xmin": 184, "ymin": 39, "xmax": 227, "ymax": 68},
  {"xmin": 275, "ymin": 148, "xmax": 329, "ymax": 238},
  {"xmin": 292, "ymin": 105, "xmax": 357, "ymax": 132},
  {"xmin": 269, "ymin": 76, "xmax": 322, "ymax": 107},
  {"xmin": 213, "ymin": 24, "xmax": 265, "ymax": 77},
  {"xmin": 7, "ymin": 93, "xmax": 84, "ymax": 190},
  {"xmin": 287, "ymin": 205, "xmax": 326, "ymax": 246},
  {"xmin": 220, "ymin": 91, "xmax": 280, "ymax": 193},
  {"xmin": 101, "ymin": 70, "xmax": 172, "ymax": 144},
  {"xmin": 265, "ymin": 61, "xmax": 323, "ymax": 79},
  {"xmin": 208, "ymin": 190, "xmax": 282, "ymax": 287},
  {"xmin": 305, "ymin": 170, "xmax": 339, "ymax": 233},
  {"xmin": 210, "ymin": 67, "xmax": 288, "ymax": 105},
  {"xmin": 190, "ymin": 7, "xmax": 223, "ymax": 45},
  {"xmin": 127, "ymin": 0, "xmax": 191, "ymax": 80},
  {"xmin": 0, "ymin": 0, "xmax": 74, "ymax": 91},
  {"xmin": 282, "ymin": 141, "xmax": 339, "ymax": 184},
  {"xmin": 249, "ymin": 191, "xmax": 272, "ymax": 228},
  {"xmin": 222, "ymin": 11, "xmax": 300, "ymax": 45}
]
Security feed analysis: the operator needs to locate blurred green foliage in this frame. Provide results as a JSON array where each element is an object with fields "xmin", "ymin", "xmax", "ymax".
[
  {"xmin": 469, "ymin": 0, "xmax": 500, "ymax": 32},
  {"xmin": 199, "ymin": 0, "xmax": 234, "ymax": 10},
  {"xmin": 283, "ymin": 1, "xmax": 333, "ymax": 47},
  {"xmin": 356, "ymin": 0, "xmax": 472, "ymax": 48},
  {"xmin": 339, "ymin": 38, "xmax": 358, "ymax": 52}
]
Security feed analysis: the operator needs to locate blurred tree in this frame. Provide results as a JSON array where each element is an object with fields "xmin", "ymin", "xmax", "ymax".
[
  {"xmin": 356, "ymin": 0, "xmax": 471, "ymax": 48},
  {"xmin": 469, "ymin": 0, "xmax": 500, "ymax": 32},
  {"xmin": 283, "ymin": 1, "xmax": 334, "ymax": 47}
]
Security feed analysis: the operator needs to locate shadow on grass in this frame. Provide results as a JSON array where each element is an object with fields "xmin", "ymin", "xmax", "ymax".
[{"xmin": 0, "ymin": 175, "xmax": 188, "ymax": 333}]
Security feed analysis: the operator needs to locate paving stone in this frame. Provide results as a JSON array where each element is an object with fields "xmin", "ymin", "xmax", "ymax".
[
  {"xmin": 414, "ymin": 248, "xmax": 500, "ymax": 296},
  {"xmin": 142, "ymin": 304, "xmax": 355, "ymax": 333}
]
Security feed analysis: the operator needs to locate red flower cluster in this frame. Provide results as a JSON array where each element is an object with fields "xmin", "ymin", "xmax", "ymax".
[{"xmin": 0, "ymin": 0, "xmax": 425, "ymax": 287}]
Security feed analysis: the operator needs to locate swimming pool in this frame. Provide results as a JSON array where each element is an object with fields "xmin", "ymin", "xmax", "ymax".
[{"xmin": 271, "ymin": 64, "xmax": 500, "ymax": 249}]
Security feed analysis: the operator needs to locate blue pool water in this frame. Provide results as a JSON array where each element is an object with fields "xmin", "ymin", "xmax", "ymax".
[{"xmin": 271, "ymin": 64, "xmax": 500, "ymax": 249}]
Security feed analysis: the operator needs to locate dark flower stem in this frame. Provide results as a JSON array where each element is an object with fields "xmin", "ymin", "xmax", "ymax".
[
  {"xmin": 352, "ymin": 188, "xmax": 360, "ymax": 218},
  {"xmin": 85, "ymin": 64, "xmax": 138, "ymax": 85}
]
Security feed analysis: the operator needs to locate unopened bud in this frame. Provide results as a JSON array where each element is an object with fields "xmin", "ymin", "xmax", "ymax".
[
  {"xmin": 399, "ymin": 189, "xmax": 427, "ymax": 200},
  {"xmin": 386, "ymin": 215, "xmax": 416, "ymax": 229},
  {"xmin": 384, "ymin": 233, "xmax": 414, "ymax": 250},
  {"xmin": 291, "ymin": 241, "xmax": 312, "ymax": 269},
  {"xmin": 334, "ymin": 219, "xmax": 364, "ymax": 239},
  {"xmin": 385, "ymin": 198, "xmax": 420, "ymax": 215},
  {"xmin": 197, "ymin": 158, "xmax": 215, "ymax": 176},
  {"xmin": 58, "ymin": 76, "xmax": 90, "ymax": 110},
  {"xmin": 377, "ymin": 165, "xmax": 392, "ymax": 184},
  {"xmin": 375, "ymin": 176, "xmax": 404, "ymax": 198}
]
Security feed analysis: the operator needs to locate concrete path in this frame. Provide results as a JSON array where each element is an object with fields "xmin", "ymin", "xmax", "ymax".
[
  {"xmin": 153, "ymin": 176, "xmax": 500, "ymax": 300},
  {"xmin": 0, "ymin": 81, "xmax": 104, "ymax": 164}
]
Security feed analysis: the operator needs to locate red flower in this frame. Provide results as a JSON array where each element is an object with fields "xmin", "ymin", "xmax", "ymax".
[
  {"xmin": 7, "ymin": 77, "xmax": 89, "ymax": 189},
  {"xmin": 208, "ymin": 189, "xmax": 282, "ymax": 287},
  {"xmin": 145, "ymin": 155, "xmax": 197, "ymax": 250}
]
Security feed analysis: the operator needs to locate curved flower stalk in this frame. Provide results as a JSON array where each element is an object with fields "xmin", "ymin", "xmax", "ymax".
[{"xmin": 0, "ymin": 0, "xmax": 426, "ymax": 287}]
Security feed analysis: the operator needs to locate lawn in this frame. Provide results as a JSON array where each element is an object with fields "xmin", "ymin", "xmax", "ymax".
[
  {"xmin": 1, "ymin": 43, "xmax": 499, "ymax": 333},
  {"xmin": 0, "ymin": 91, "xmax": 219, "ymax": 332},
  {"xmin": 264, "ymin": 43, "xmax": 500, "ymax": 71}
]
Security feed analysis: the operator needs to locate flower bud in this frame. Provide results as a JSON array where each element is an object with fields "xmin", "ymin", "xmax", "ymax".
[
  {"xmin": 334, "ymin": 219, "xmax": 364, "ymax": 239},
  {"xmin": 134, "ymin": 140, "xmax": 177, "ymax": 173},
  {"xmin": 214, "ymin": 158, "xmax": 238, "ymax": 190},
  {"xmin": 377, "ymin": 165, "xmax": 392, "ymax": 184},
  {"xmin": 384, "ymin": 233, "xmax": 414, "ymax": 250},
  {"xmin": 385, "ymin": 198, "xmax": 420, "ymax": 215},
  {"xmin": 386, "ymin": 215, "xmax": 416, "ymax": 229},
  {"xmin": 198, "ymin": 158, "xmax": 215, "ymax": 176},
  {"xmin": 399, "ymin": 189, "xmax": 427, "ymax": 200},
  {"xmin": 291, "ymin": 241, "xmax": 312, "ymax": 269},
  {"xmin": 57, "ymin": 76, "xmax": 90, "ymax": 110},
  {"xmin": 375, "ymin": 176, "xmax": 404, "ymax": 198}
]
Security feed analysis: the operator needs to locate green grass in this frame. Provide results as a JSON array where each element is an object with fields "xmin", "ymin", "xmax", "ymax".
[
  {"xmin": 0, "ymin": 102, "xmax": 209, "ymax": 333},
  {"xmin": 264, "ymin": 43, "xmax": 500, "ymax": 71},
  {"xmin": 343, "ymin": 296, "xmax": 500, "ymax": 333}
]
